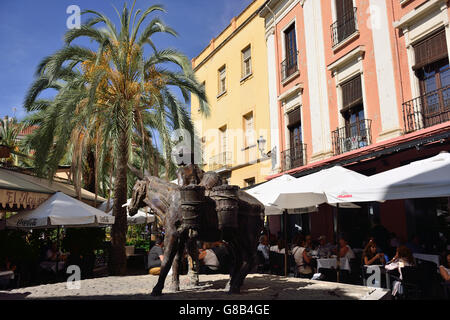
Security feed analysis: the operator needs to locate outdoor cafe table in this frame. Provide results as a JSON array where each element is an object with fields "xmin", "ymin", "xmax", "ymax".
[
  {"xmin": 0, "ymin": 270, "xmax": 14, "ymax": 289},
  {"xmin": 0, "ymin": 270, "xmax": 14, "ymax": 280},
  {"xmin": 317, "ymin": 258, "xmax": 351, "ymax": 271}
]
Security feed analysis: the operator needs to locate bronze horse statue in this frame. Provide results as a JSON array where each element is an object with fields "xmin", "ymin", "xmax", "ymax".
[{"xmin": 128, "ymin": 164, "xmax": 265, "ymax": 296}]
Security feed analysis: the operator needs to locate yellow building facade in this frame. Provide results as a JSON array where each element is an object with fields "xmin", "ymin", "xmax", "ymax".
[{"xmin": 190, "ymin": 0, "xmax": 272, "ymax": 188}]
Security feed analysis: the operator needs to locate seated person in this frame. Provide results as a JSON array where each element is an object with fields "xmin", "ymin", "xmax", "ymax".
[
  {"xmin": 439, "ymin": 251, "xmax": 450, "ymax": 283},
  {"xmin": 40, "ymin": 242, "xmax": 66, "ymax": 273},
  {"xmin": 198, "ymin": 242, "xmax": 220, "ymax": 274},
  {"xmin": 362, "ymin": 240, "xmax": 386, "ymax": 265},
  {"xmin": 317, "ymin": 235, "xmax": 334, "ymax": 258},
  {"xmin": 385, "ymin": 245, "xmax": 415, "ymax": 271},
  {"xmin": 257, "ymin": 235, "xmax": 270, "ymax": 268},
  {"xmin": 339, "ymin": 237, "xmax": 355, "ymax": 260},
  {"xmin": 270, "ymin": 239, "xmax": 286, "ymax": 254},
  {"xmin": 0, "ymin": 257, "xmax": 16, "ymax": 272},
  {"xmin": 385, "ymin": 245, "xmax": 415, "ymax": 297},
  {"xmin": 148, "ymin": 236, "xmax": 164, "ymax": 275},
  {"xmin": 292, "ymin": 236, "xmax": 313, "ymax": 278}
]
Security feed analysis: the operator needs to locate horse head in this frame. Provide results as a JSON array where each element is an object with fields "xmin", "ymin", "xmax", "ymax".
[
  {"xmin": 129, "ymin": 178, "xmax": 148, "ymax": 216},
  {"xmin": 176, "ymin": 164, "xmax": 204, "ymax": 186}
]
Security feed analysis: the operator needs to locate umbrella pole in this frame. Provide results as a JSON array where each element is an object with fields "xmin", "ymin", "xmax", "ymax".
[
  {"xmin": 56, "ymin": 226, "xmax": 60, "ymax": 282},
  {"xmin": 336, "ymin": 203, "xmax": 340, "ymax": 283},
  {"xmin": 284, "ymin": 210, "xmax": 288, "ymax": 277}
]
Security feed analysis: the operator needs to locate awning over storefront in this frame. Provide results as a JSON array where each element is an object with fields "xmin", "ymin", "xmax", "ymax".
[
  {"xmin": 0, "ymin": 168, "xmax": 106, "ymax": 210},
  {"xmin": 0, "ymin": 169, "xmax": 54, "ymax": 210}
]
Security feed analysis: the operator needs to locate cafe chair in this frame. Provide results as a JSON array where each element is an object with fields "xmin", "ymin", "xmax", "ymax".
[
  {"xmin": 288, "ymin": 254, "xmax": 299, "ymax": 278},
  {"xmin": 256, "ymin": 251, "xmax": 269, "ymax": 274},
  {"xmin": 415, "ymin": 258, "xmax": 440, "ymax": 299},
  {"xmin": 390, "ymin": 266, "xmax": 422, "ymax": 300},
  {"xmin": 441, "ymin": 281, "xmax": 450, "ymax": 299},
  {"xmin": 269, "ymin": 252, "xmax": 285, "ymax": 276}
]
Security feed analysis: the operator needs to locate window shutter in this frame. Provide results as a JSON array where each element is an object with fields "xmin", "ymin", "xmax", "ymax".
[
  {"xmin": 341, "ymin": 75, "xmax": 363, "ymax": 112},
  {"xmin": 413, "ymin": 29, "xmax": 448, "ymax": 70},
  {"xmin": 287, "ymin": 108, "xmax": 301, "ymax": 127}
]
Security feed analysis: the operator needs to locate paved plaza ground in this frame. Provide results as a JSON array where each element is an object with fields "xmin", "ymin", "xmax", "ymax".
[{"xmin": 0, "ymin": 273, "xmax": 390, "ymax": 300}]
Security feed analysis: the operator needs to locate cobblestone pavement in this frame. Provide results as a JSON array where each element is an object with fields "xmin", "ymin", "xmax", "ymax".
[{"xmin": 0, "ymin": 273, "xmax": 391, "ymax": 300}]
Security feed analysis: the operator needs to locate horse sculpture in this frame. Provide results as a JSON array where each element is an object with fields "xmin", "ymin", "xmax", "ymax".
[{"xmin": 128, "ymin": 164, "xmax": 265, "ymax": 296}]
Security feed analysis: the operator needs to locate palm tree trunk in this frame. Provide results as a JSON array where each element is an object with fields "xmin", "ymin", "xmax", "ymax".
[{"xmin": 109, "ymin": 130, "xmax": 129, "ymax": 276}]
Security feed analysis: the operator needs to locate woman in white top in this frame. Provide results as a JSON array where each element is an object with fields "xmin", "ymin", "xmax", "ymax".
[{"xmin": 292, "ymin": 235, "xmax": 313, "ymax": 277}]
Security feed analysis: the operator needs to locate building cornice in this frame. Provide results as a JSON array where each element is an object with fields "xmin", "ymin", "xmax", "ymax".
[
  {"xmin": 393, "ymin": 0, "xmax": 447, "ymax": 30},
  {"xmin": 327, "ymin": 45, "xmax": 365, "ymax": 73},
  {"xmin": 193, "ymin": 0, "xmax": 269, "ymax": 72}
]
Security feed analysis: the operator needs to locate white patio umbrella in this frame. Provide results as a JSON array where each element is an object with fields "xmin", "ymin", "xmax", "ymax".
[
  {"xmin": 272, "ymin": 166, "xmax": 366, "ymax": 209},
  {"xmin": 325, "ymin": 151, "xmax": 450, "ymax": 203},
  {"xmin": 246, "ymin": 174, "xmax": 298, "ymax": 215},
  {"xmin": 6, "ymin": 192, "xmax": 115, "ymax": 229},
  {"xmin": 99, "ymin": 199, "xmax": 155, "ymax": 225}
]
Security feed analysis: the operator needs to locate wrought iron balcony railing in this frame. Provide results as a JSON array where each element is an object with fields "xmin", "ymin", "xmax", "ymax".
[
  {"xmin": 332, "ymin": 119, "xmax": 372, "ymax": 155},
  {"xmin": 331, "ymin": 8, "xmax": 358, "ymax": 47},
  {"xmin": 281, "ymin": 144, "xmax": 306, "ymax": 172},
  {"xmin": 402, "ymin": 86, "xmax": 450, "ymax": 134},
  {"xmin": 281, "ymin": 51, "xmax": 299, "ymax": 82},
  {"xmin": 208, "ymin": 152, "xmax": 232, "ymax": 172}
]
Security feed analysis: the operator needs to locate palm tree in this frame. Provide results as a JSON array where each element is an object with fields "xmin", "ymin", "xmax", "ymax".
[{"xmin": 23, "ymin": 1, "xmax": 209, "ymax": 275}]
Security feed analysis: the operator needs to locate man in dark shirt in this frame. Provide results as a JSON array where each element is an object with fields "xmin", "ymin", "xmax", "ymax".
[
  {"xmin": 369, "ymin": 217, "xmax": 390, "ymax": 254},
  {"xmin": 148, "ymin": 236, "xmax": 164, "ymax": 274}
]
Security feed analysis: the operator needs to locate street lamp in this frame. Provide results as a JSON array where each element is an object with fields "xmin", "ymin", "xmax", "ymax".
[{"xmin": 257, "ymin": 135, "xmax": 268, "ymax": 158}]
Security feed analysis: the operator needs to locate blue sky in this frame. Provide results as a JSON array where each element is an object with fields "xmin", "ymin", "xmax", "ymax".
[{"xmin": 0, "ymin": 0, "xmax": 253, "ymax": 120}]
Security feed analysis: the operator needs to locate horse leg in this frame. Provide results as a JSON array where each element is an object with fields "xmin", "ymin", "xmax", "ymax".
[
  {"xmin": 186, "ymin": 237, "xmax": 200, "ymax": 286},
  {"xmin": 150, "ymin": 232, "xmax": 179, "ymax": 296},
  {"xmin": 236, "ymin": 248, "xmax": 257, "ymax": 289},
  {"xmin": 227, "ymin": 239, "xmax": 243, "ymax": 294},
  {"xmin": 170, "ymin": 234, "xmax": 187, "ymax": 292}
]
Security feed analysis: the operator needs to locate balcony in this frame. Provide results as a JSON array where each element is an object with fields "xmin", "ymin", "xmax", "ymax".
[
  {"xmin": 332, "ymin": 119, "xmax": 372, "ymax": 155},
  {"xmin": 331, "ymin": 8, "xmax": 358, "ymax": 48},
  {"xmin": 281, "ymin": 144, "xmax": 306, "ymax": 172},
  {"xmin": 208, "ymin": 152, "xmax": 232, "ymax": 172},
  {"xmin": 402, "ymin": 86, "xmax": 450, "ymax": 134},
  {"xmin": 281, "ymin": 51, "xmax": 299, "ymax": 83}
]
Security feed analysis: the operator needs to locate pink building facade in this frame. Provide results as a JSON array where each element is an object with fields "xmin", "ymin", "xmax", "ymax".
[{"xmin": 260, "ymin": 0, "xmax": 450, "ymax": 249}]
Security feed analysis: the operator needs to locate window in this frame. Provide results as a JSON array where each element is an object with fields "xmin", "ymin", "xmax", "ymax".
[
  {"xmin": 282, "ymin": 23, "xmax": 298, "ymax": 81},
  {"xmin": 198, "ymin": 82, "xmax": 206, "ymax": 112},
  {"xmin": 201, "ymin": 136, "xmax": 206, "ymax": 164},
  {"xmin": 242, "ymin": 46, "xmax": 252, "ymax": 78},
  {"xmin": 413, "ymin": 29, "xmax": 450, "ymax": 127},
  {"xmin": 286, "ymin": 108, "xmax": 304, "ymax": 169},
  {"xmin": 332, "ymin": 0, "xmax": 357, "ymax": 46},
  {"xmin": 340, "ymin": 75, "xmax": 368, "ymax": 147},
  {"xmin": 243, "ymin": 112, "xmax": 254, "ymax": 147},
  {"xmin": 244, "ymin": 177, "xmax": 255, "ymax": 187},
  {"xmin": 219, "ymin": 125, "xmax": 227, "ymax": 155},
  {"xmin": 218, "ymin": 66, "xmax": 226, "ymax": 95}
]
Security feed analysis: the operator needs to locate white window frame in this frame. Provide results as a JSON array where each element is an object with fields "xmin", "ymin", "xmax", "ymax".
[{"xmin": 241, "ymin": 45, "xmax": 252, "ymax": 79}]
